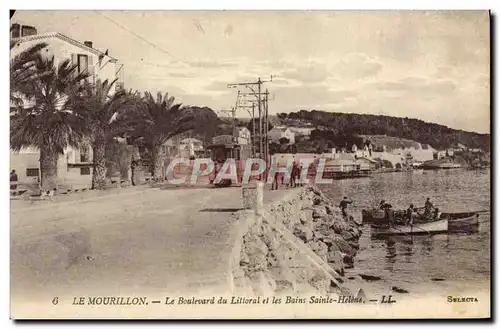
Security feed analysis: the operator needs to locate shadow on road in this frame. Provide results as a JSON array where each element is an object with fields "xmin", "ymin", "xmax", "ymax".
[
  {"xmin": 158, "ymin": 184, "xmax": 215, "ymax": 190},
  {"xmin": 199, "ymin": 208, "xmax": 244, "ymax": 213}
]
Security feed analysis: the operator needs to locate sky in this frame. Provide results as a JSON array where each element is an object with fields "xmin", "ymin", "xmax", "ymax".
[{"xmin": 12, "ymin": 10, "xmax": 490, "ymax": 133}]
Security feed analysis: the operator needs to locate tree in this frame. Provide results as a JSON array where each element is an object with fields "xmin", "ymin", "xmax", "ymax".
[
  {"xmin": 105, "ymin": 139, "xmax": 133, "ymax": 184},
  {"xmin": 246, "ymin": 118, "xmax": 273, "ymax": 134},
  {"xmin": 276, "ymin": 112, "xmax": 288, "ymax": 121},
  {"xmin": 127, "ymin": 92, "xmax": 216, "ymax": 181},
  {"xmin": 10, "ymin": 55, "xmax": 89, "ymax": 189},
  {"xmin": 77, "ymin": 79, "xmax": 137, "ymax": 189},
  {"xmin": 279, "ymin": 137, "xmax": 290, "ymax": 145},
  {"xmin": 10, "ymin": 41, "xmax": 48, "ymax": 107}
]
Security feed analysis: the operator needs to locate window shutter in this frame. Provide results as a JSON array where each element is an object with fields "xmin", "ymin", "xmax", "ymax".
[
  {"xmin": 88, "ymin": 55, "xmax": 94, "ymax": 83},
  {"xmin": 75, "ymin": 148, "xmax": 81, "ymax": 163},
  {"xmin": 71, "ymin": 53, "xmax": 78, "ymax": 74}
]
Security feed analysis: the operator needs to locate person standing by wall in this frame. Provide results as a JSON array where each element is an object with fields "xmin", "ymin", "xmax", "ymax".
[
  {"xmin": 339, "ymin": 196, "xmax": 353, "ymax": 218},
  {"xmin": 10, "ymin": 170, "xmax": 18, "ymax": 191}
]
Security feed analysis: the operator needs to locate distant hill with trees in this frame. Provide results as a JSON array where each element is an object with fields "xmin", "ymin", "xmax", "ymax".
[{"xmin": 275, "ymin": 110, "xmax": 490, "ymax": 151}]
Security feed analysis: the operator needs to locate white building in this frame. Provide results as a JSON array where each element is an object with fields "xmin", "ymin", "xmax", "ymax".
[
  {"xmin": 233, "ymin": 126, "xmax": 251, "ymax": 145},
  {"xmin": 268, "ymin": 127, "xmax": 296, "ymax": 144},
  {"xmin": 10, "ymin": 24, "xmax": 124, "ymax": 188},
  {"xmin": 180, "ymin": 138, "xmax": 204, "ymax": 157},
  {"xmin": 288, "ymin": 126, "xmax": 313, "ymax": 139}
]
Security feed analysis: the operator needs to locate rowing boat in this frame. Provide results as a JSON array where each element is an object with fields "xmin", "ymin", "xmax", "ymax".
[
  {"xmin": 371, "ymin": 219, "xmax": 448, "ymax": 236},
  {"xmin": 441, "ymin": 212, "xmax": 480, "ymax": 231},
  {"xmin": 363, "ymin": 207, "xmax": 481, "ymax": 227},
  {"xmin": 362, "ymin": 208, "xmax": 414, "ymax": 225},
  {"xmin": 361, "ymin": 209, "xmax": 386, "ymax": 224}
]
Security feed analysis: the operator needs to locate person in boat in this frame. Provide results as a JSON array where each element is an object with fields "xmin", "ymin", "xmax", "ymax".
[
  {"xmin": 406, "ymin": 204, "xmax": 416, "ymax": 225},
  {"xmin": 433, "ymin": 208, "xmax": 441, "ymax": 220},
  {"xmin": 339, "ymin": 196, "xmax": 353, "ymax": 218},
  {"xmin": 423, "ymin": 198, "xmax": 434, "ymax": 218},
  {"xmin": 379, "ymin": 200, "xmax": 387, "ymax": 210}
]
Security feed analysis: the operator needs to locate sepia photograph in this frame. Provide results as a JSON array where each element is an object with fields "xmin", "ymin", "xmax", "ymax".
[{"xmin": 8, "ymin": 10, "xmax": 491, "ymax": 319}]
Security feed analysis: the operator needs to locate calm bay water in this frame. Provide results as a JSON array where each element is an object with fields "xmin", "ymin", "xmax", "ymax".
[{"xmin": 320, "ymin": 169, "xmax": 491, "ymax": 298}]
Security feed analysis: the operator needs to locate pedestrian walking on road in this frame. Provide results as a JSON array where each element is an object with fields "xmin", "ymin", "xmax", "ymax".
[
  {"xmin": 272, "ymin": 171, "xmax": 280, "ymax": 190},
  {"xmin": 291, "ymin": 162, "xmax": 299, "ymax": 188}
]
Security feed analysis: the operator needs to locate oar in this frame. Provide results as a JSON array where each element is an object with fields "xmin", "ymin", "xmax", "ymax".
[
  {"xmin": 411, "ymin": 223, "xmax": 432, "ymax": 236},
  {"xmin": 390, "ymin": 224, "xmax": 413, "ymax": 238}
]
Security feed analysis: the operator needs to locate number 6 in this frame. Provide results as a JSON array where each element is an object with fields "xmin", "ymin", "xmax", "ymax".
[{"xmin": 52, "ymin": 297, "xmax": 58, "ymax": 305}]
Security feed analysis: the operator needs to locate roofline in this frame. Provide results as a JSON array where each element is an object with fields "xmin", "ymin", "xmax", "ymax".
[{"xmin": 12, "ymin": 32, "xmax": 118, "ymax": 62}]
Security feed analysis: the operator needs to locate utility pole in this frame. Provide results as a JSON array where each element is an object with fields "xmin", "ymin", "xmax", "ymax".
[
  {"xmin": 258, "ymin": 78, "xmax": 263, "ymax": 160},
  {"xmin": 264, "ymin": 89, "xmax": 269, "ymax": 179},
  {"xmin": 252, "ymin": 103, "xmax": 256, "ymax": 157},
  {"xmin": 227, "ymin": 76, "xmax": 274, "ymax": 182},
  {"xmin": 227, "ymin": 75, "xmax": 273, "ymax": 161}
]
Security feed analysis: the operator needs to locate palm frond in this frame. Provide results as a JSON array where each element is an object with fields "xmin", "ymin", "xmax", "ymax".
[{"xmin": 10, "ymin": 54, "xmax": 89, "ymax": 154}]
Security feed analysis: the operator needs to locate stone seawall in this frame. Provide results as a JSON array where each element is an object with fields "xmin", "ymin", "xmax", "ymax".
[{"xmin": 230, "ymin": 185, "xmax": 362, "ymax": 297}]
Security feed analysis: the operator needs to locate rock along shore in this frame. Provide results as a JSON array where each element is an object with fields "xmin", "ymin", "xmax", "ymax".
[{"xmin": 231, "ymin": 184, "xmax": 362, "ymax": 297}]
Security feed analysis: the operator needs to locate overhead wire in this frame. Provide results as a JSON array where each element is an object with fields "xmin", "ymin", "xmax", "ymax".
[{"xmin": 93, "ymin": 11, "xmax": 191, "ymax": 67}]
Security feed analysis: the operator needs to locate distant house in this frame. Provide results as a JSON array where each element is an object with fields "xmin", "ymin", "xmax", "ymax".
[
  {"xmin": 180, "ymin": 138, "xmax": 203, "ymax": 157},
  {"xmin": 163, "ymin": 135, "xmax": 182, "ymax": 158},
  {"xmin": 324, "ymin": 159, "xmax": 360, "ymax": 173},
  {"xmin": 355, "ymin": 157, "xmax": 378, "ymax": 171},
  {"xmin": 233, "ymin": 126, "xmax": 251, "ymax": 145},
  {"xmin": 354, "ymin": 145, "xmax": 371, "ymax": 159},
  {"xmin": 268, "ymin": 127, "xmax": 295, "ymax": 144},
  {"xmin": 212, "ymin": 135, "xmax": 234, "ymax": 145},
  {"xmin": 327, "ymin": 152, "xmax": 356, "ymax": 161},
  {"xmin": 288, "ymin": 126, "xmax": 313, "ymax": 138},
  {"xmin": 452, "ymin": 143, "xmax": 467, "ymax": 152}
]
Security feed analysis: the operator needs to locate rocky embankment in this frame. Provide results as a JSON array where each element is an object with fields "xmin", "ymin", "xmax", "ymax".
[{"xmin": 232, "ymin": 185, "xmax": 362, "ymax": 297}]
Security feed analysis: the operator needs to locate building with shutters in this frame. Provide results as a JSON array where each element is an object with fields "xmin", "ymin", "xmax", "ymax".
[
  {"xmin": 268, "ymin": 126, "xmax": 296, "ymax": 144},
  {"xmin": 10, "ymin": 26, "xmax": 123, "ymax": 90},
  {"xmin": 10, "ymin": 24, "xmax": 125, "ymax": 189}
]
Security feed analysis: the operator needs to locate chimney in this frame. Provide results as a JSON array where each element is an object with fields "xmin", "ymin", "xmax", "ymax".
[
  {"xmin": 84, "ymin": 41, "xmax": 93, "ymax": 48},
  {"xmin": 11, "ymin": 23, "xmax": 21, "ymax": 38}
]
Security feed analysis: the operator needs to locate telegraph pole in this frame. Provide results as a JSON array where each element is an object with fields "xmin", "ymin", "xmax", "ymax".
[
  {"xmin": 227, "ymin": 76, "xmax": 274, "ymax": 182},
  {"xmin": 252, "ymin": 103, "xmax": 256, "ymax": 157},
  {"xmin": 257, "ymin": 78, "xmax": 263, "ymax": 159},
  {"xmin": 227, "ymin": 75, "xmax": 273, "ymax": 161},
  {"xmin": 264, "ymin": 89, "xmax": 269, "ymax": 179}
]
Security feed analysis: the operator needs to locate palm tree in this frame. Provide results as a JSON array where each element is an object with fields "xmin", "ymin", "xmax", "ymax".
[
  {"xmin": 77, "ymin": 79, "xmax": 137, "ymax": 189},
  {"xmin": 10, "ymin": 41, "xmax": 48, "ymax": 106},
  {"xmin": 10, "ymin": 54, "xmax": 89, "ymax": 190},
  {"xmin": 127, "ymin": 92, "xmax": 213, "ymax": 181}
]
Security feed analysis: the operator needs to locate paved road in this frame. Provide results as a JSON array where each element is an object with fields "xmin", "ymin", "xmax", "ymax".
[{"xmin": 11, "ymin": 184, "xmax": 289, "ymax": 317}]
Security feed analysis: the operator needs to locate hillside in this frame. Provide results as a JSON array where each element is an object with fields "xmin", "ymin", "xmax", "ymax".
[{"xmin": 275, "ymin": 110, "xmax": 490, "ymax": 151}]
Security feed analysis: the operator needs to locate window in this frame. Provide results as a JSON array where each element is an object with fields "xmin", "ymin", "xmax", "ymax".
[
  {"xmin": 21, "ymin": 25, "xmax": 37, "ymax": 37},
  {"xmin": 26, "ymin": 168, "xmax": 39, "ymax": 177},
  {"xmin": 77, "ymin": 54, "xmax": 89, "ymax": 74},
  {"xmin": 80, "ymin": 145, "xmax": 90, "ymax": 162},
  {"xmin": 80, "ymin": 167, "xmax": 91, "ymax": 175}
]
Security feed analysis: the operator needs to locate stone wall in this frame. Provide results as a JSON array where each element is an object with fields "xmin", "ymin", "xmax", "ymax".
[{"xmin": 231, "ymin": 185, "xmax": 362, "ymax": 297}]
